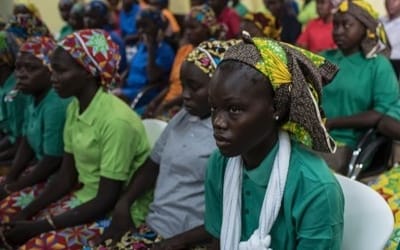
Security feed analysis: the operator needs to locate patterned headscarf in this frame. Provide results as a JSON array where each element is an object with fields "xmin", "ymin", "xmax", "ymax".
[
  {"xmin": 14, "ymin": 0, "xmax": 41, "ymax": 18},
  {"xmin": 6, "ymin": 14, "xmax": 52, "ymax": 40},
  {"xmin": 0, "ymin": 31, "xmax": 23, "ymax": 67},
  {"xmin": 336, "ymin": 0, "xmax": 391, "ymax": 58},
  {"xmin": 19, "ymin": 36, "xmax": 56, "ymax": 69},
  {"xmin": 243, "ymin": 12, "xmax": 281, "ymax": 40},
  {"xmin": 58, "ymin": 29, "xmax": 121, "ymax": 89},
  {"xmin": 186, "ymin": 39, "xmax": 240, "ymax": 77},
  {"xmin": 187, "ymin": 4, "xmax": 225, "ymax": 39},
  {"xmin": 222, "ymin": 33, "xmax": 338, "ymax": 153}
]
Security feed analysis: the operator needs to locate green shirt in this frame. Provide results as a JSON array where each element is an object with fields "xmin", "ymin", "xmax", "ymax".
[
  {"xmin": 0, "ymin": 73, "xmax": 30, "ymax": 143},
  {"xmin": 63, "ymin": 89, "xmax": 151, "ymax": 225},
  {"xmin": 23, "ymin": 89, "xmax": 70, "ymax": 160},
  {"xmin": 321, "ymin": 50, "xmax": 399, "ymax": 148},
  {"xmin": 297, "ymin": 0, "xmax": 317, "ymax": 26},
  {"xmin": 384, "ymin": 98, "xmax": 400, "ymax": 121},
  {"xmin": 58, "ymin": 24, "xmax": 74, "ymax": 41},
  {"xmin": 205, "ymin": 141, "xmax": 344, "ymax": 249}
]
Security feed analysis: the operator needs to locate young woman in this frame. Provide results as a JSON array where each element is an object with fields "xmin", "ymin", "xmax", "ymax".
[
  {"xmin": 0, "ymin": 29, "xmax": 151, "ymax": 249},
  {"xmin": 145, "ymin": 4, "xmax": 225, "ymax": 119},
  {"xmin": 94, "ymin": 40, "xmax": 238, "ymax": 250},
  {"xmin": 320, "ymin": 0, "xmax": 399, "ymax": 174},
  {"xmin": 206, "ymin": 33, "xmax": 344, "ymax": 249},
  {"xmin": 0, "ymin": 36, "xmax": 70, "ymax": 225}
]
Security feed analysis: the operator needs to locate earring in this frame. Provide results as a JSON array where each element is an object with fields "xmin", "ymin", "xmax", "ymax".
[{"xmin": 274, "ymin": 115, "xmax": 279, "ymax": 121}]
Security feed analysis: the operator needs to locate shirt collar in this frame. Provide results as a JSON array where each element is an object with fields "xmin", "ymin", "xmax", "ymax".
[
  {"xmin": 74, "ymin": 88, "xmax": 105, "ymax": 126},
  {"xmin": 243, "ymin": 142, "xmax": 279, "ymax": 187}
]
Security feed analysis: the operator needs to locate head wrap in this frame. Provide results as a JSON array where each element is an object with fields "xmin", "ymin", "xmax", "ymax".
[
  {"xmin": 19, "ymin": 36, "xmax": 56, "ymax": 69},
  {"xmin": 336, "ymin": 0, "xmax": 391, "ymax": 58},
  {"xmin": 187, "ymin": 4, "xmax": 226, "ymax": 39},
  {"xmin": 0, "ymin": 31, "xmax": 23, "ymax": 67},
  {"xmin": 243, "ymin": 12, "xmax": 281, "ymax": 40},
  {"xmin": 186, "ymin": 39, "xmax": 240, "ymax": 77},
  {"xmin": 14, "ymin": 0, "xmax": 41, "ymax": 18},
  {"xmin": 6, "ymin": 14, "xmax": 52, "ymax": 40},
  {"xmin": 58, "ymin": 29, "xmax": 121, "ymax": 89},
  {"xmin": 222, "ymin": 33, "xmax": 338, "ymax": 153}
]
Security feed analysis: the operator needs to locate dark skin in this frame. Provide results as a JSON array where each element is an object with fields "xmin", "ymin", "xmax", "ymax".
[
  {"xmin": 68, "ymin": 7, "xmax": 85, "ymax": 30},
  {"xmin": 209, "ymin": 0, "xmax": 228, "ymax": 17},
  {"xmin": 378, "ymin": 115, "xmax": 400, "ymax": 140},
  {"xmin": 96, "ymin": 62, "xmax": 212, "ymax": 249},
  {"xmin": 144, "ymin": 17, "xmax": 210, "ymax": 118},
  {"xmin": 316, "ymin": 0, "xmax": 333, "ymax": 22},
  {"xmin": 0, "ymin": 53, "xmax": 62, "ymax": 202},
  {"xmin": 83, "ymin": 3, "xmax": 108, "ymax": 29},
  {"xmin": 264, "ymin": 0, "xmax": 284, "ymax": 19},
  {"xmin": 191, "ymin": 0, "xmax": 206, "ymax": 6},
  {"xmin": 58, "ymin": 0, "xmax": 75, "ymax": 22},
  {"xmin": 2, "ymin": 48, "xmax": 124, "ymax": 247},
  {"xmin": 13, "ymin": 5, "xmax": 32, "ymax": 16},
  {"xmin": 208, "ymin": 61, "xmax": 280, "ymax": 250},
  {"xmin": 386, "ymin": 0, "xmax": 400, "ymax": 20},
  {"xmin": 240, "ymin": 20, "xmax": 265, "ymax": 37},
  {"xmin": 325, "ymin": 12, "xmax": 383, "ymax": 130}
]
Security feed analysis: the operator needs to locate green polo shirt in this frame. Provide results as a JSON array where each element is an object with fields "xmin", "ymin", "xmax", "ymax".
[
  {"xmin": 23, "ymin": 89, "xmax": 69, "ymax": 160},
  {"xmin": 63, "ymin": 89, "xmax": 151, "ymax": 225},
  {"xmin": 0, "ymin": 73, "xmax": 30, "ymax": 143},
  {"xmin": 321, "ymin": 50, "xmax": 399, "ymax": 149},
  {"xmin": 384, "ymin": 99, "xmax": 400, "ymax": 121},
  {"xmin": 205, "ymin": 141, "xmax": 344, "ymax": 249}
]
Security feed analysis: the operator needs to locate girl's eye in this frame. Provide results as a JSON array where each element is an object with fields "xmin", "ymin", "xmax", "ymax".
[{"xmin": 229, "ymin": 106, "xmax": 242, "ymax": 114}]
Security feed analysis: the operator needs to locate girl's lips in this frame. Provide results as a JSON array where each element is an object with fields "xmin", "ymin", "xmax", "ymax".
[{"xmin": 214, "ymin": 134, "xmax": 231, "ymax": 147}]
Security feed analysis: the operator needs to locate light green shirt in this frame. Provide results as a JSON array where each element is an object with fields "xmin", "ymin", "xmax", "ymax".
[
  {"xmin": 205, "ymin": 141, "xmax": 344, "ymax": 249},
  {"xmin": 321, "ymin": 50, "xmax": 399, "ymax": 148},
  {"xmin": 23, "ymin": 89, "xmax": 70, "ymax": 160},
  {"xmin": 63, "ymin": 89, "xmax": 151, "ymax": 225},
  {"xmin": 297, "ymin": 0, "xmax": 317, "ymax": 25},
  {"xmin": 0, "ymin": 73, "xmax": 30, "ymax": 143}
]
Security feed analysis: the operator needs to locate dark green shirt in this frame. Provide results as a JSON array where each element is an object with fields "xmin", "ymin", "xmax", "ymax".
[
  {"xmin": 205, "ymin": 141, "xmax": 344, "ymax": 249},
  {"xmin": 321, "ymin": 50, "xmax": 399, "ymax": 148},
  {"xmin": 0, "ymin": 73, "xmax": 30, "ymax": 143}
]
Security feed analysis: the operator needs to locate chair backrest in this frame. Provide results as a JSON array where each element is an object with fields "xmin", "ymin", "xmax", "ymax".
[
  {"xmin": 142, "ymin": 119, "xmax": 168, "ymax": 148},
  {"xmin": 335, "ymin": 174, "xmax": 394, "ymax": 250}
]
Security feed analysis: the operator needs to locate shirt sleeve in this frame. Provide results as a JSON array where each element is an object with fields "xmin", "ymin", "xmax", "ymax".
[
  {"xmin": 42, "ymin": 101, "xmax": 68, "ymax": 157},
  {"xmin": 204, "ymin": 151, "xmax": 225, "ymax": 239},
  {"xmin": 99, "ymin": 118, "xmax": 148, "ymax": 181},
  {"xmin": 295, "ymin": 182, "xmax": 344, "ymax": 250},
  {"xmin": 372, "ymin": 56, "xmax": 399, "ymax": 114}
]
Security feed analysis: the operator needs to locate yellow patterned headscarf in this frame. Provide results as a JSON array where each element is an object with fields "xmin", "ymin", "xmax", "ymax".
[
  {"xmin": 222, "ymin": 32, "xmax": 338, "ymax": 153},
  {"xmin": 336, "ymin": 0, "xmax": 391, "ymax": 58},
  {"xmin": 14, "ymin": 0, "xmax": 42, "ymax": 18},
  {"xmin": 186, "ymin": 40, "xmax": 240, "ymax": 77},
  {"xmin": 243, "ymin": 12, "xmax": 281, "ymax": 40}
]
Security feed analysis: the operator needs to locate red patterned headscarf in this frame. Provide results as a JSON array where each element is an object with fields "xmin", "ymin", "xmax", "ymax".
[
  {"xmin": 58, "ymin": 29, "xmax": 121, "ymax": 89},
  {"xmin": 19, "ymin": 36, "xmax": 56, "ymax": 69}
]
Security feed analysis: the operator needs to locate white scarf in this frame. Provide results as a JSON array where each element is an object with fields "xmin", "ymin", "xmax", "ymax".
[{"xmin": 221, "ymin": 131, "xmax": 291, "ymax": 250}]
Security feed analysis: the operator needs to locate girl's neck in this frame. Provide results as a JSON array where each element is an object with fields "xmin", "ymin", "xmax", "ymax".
[
  {"xmin": 242, "ymin": 130, "xmax": 279, "ymax": 170},
  {"xmin": 77, "ymin": 84, "xmax": 100, "ymax": 114},
  {"xmin": 33, "ymin": 86, "xmax": 51, "ymax": 106}
]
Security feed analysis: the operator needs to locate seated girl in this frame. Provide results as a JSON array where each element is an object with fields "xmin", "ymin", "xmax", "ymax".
[
  {"xmin": 0, "ymin": 37, "xmax": 70, "ymax": 222},
  {"xmin": 0, "ymin": 29, "xmax": 151, "ymax": 249},
  {"xmin": 145, "ymin": 4, "xmax": 225, "ymax": 120},
  {"xmin": 113, "ymin": 7, "xmax": 175, "ymax": 114},
  {"xmin": 320, "ymin": 0, "xmax": 399, "ymax": 174},
  {"xmin": 94, "ymin": 40, "xmax": 238, "ymax": 250},
  {"xmin": 206, "ymin": 33, "xmax": 344, "ymax": 249}
]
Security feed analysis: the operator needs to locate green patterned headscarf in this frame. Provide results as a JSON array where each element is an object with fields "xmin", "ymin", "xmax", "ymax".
[{"xmin": 222, "ymin": 32, "xmax": 338, "ymax": 153}]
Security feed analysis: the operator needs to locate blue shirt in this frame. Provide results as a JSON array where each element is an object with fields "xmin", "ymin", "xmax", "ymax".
[
  {"xmin": 120, "ymin": 4, "xmax": 140, "ymax": 38},
  {"xmin": 122, "ymin": 41, "xmax": 175, "ymax": 101}
]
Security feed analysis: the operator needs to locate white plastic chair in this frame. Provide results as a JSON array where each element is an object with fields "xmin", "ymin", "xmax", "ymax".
[
  {"xmin": 142, "ymin": 119, "xmax": 168, "ymax": 148},
  {"xmin": 335, "ymin": 174, "xmax": 394, "ymax": 250}
]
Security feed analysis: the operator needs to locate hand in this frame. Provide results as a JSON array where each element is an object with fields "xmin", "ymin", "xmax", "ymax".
[
  {"xmin": 4, "ymin": 220, "xmax": 46, "ymax": 246},
  {"xmin": 93, "ymin": 200, "xmax": 135, "ymax": 247}
]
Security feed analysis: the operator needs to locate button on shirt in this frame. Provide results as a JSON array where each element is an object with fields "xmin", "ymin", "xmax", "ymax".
[
  {"xmin": 146, "ymin": 109, "xmax": 216, "ymax": 238},
  {"xmin": 64, "ymin": 89, "xmax": 151, "ymax": 225},
  {"xmin": 23, "ymin": 89, "xmax": 70, "ymax": 160}
]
